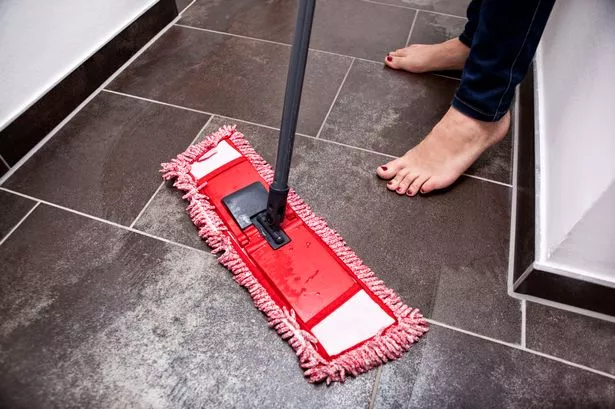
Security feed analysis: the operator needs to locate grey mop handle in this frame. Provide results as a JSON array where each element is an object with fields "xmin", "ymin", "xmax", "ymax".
[{"xmin": 267, "ymin": 0, "xmax": 316, "ymax": 227}]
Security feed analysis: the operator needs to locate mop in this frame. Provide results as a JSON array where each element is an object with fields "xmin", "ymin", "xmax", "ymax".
[{"xmin": 161, "ymin": 0, "xmax": 427, "ymax": 383}]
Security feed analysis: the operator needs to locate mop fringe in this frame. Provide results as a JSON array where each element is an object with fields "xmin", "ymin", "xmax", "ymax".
[{"xmin": 161, "ymin": 125, "xmax": 428, "ymax": 383}]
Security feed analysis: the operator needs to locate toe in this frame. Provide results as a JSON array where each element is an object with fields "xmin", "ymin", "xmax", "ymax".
[
  {"xmin": 385, "ymin": 55, "xmax": 401, "ymax": 69},
  {"xmin": 397, "ymin": 173, "xmax": 418, "ymax": 195},
  {"xmin": 407, "ymin": 175, "xmax": 429, "ymax": 197},
  {"xmin": 419, "ymin": 178, "xmax": 439, "ymax": 194},
  {"xmin": 387, "ymin": 169, "xmax": 409, "ymax": 191},
  {"xmin": 377, "ymin": 159, "xmax": 402, "ymax": 179}
]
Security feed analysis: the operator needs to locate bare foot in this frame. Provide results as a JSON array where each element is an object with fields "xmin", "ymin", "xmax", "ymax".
[
  {"xmin": 384, "ymin": 38, "xmax": 470, "ymax": 73},
  {"xmin": 376, "ymin": 107, "xmax": 510, "ymax": 196}
]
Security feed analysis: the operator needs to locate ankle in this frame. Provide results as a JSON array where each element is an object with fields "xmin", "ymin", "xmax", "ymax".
[{"xmin": 444, "ymin": 108, "xmax": 510, "ymax": 144}]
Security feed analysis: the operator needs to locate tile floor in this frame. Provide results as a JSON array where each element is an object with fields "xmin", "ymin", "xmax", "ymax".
[{"xmin": 1, "ymin": 0, "xmax": 614, "ymax": 407}]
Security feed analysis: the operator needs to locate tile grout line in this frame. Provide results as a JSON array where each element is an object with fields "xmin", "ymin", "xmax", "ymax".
[
  {"xmin": 359, "ymin": 0, "xmax": 467, "ymax": 20},
  {"xmin": 128, "ymin": 116, "xmax": 215, "ymax": 229},
  {"xmin": 301, "ymin": 133, "xmax": 393, "ymax": 157},
  {"xmin": 102, "ymin": 89, "xmax": 285, "ymax": 132},
  {"xmin": 315, "ymin": 58, "xmax": 355, "ymax": 139},
  {"xmin": 176, "ymin": 22, "xmax": 369, "ymax": 64},
  {"xmin": 212, "ymin": 116, "xmax": 281, "ymax": 132},
  {"xmin": 405, "ymin": 10, "xmax": 420, "ymax": 47},
  {"xmin": 0, "ymin": 202, "xmax": 41, "ymax": 247},
  {"xmin": 463, "ymin": 173, "xmax": 512, "ymax": 188},
  {"xmin": 426, "ymin": 318, "xmax": 615, "ymax": 380},
  {"xmin": 172, "ymin": 23, "xmax": 429, "ymax": 70},
  {"xmin": 522, "ymin": 301, "xmax": 528, "ymax": 345},
  {"xmin": 0, "ymin": 187, "xmax": 215, "ymax": 259},
  {"xmin": 518, "ymin": 347, "xmax": 615, "ymax": 381},
  {"xmin": 0, "ymin": 154, "xmax": 10, "ymax": 169},
  {"xmin": 368, "ymin": 366, "xmax": 383, "ymax": 409},
  {"xmin": 512, "ymin": 263, "xmax": 535, "ymax": 290},
  {"xmin": 187, "ymin": 114, "xmax": 216, "ymax": 145},
  {"xmin": 303, "ymin": 134, "xmax": 512, "ymax": 187},
  {"xmin": 175, "ymin": 24, "xmax": 291, "ymax": 48},
  {"xmin": 102, "ymin": 89, "xmax": 214, "ymax": 116},
  {"xmin": 432, "ymin": 73, "xmax": 462, "ymax": 81},
  {"xmin": 129, "ymin": 180, "xmax": 165, "ymax": 229},
  {"xmin": 0, "ymin": 12, "xmax": 184, "ymax": 187},
  {"xmin": 178, "ymin": 0, "xmax": 197, "ymax": 15},
  {"xmin": 102, "ymin": 89, "xmax": 512, "ymax": 188}
]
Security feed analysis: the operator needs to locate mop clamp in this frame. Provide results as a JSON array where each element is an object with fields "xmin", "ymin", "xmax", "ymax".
[
  {"xmin": 253, "ymin": 209, "xmax": 290, "ymax": 249},
  {"xmin": 265, "ymin": 185, "xmax": 289, "ymax": 228}
]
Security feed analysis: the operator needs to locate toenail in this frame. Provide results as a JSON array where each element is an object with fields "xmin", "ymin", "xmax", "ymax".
[
  {"xmin": 397, "ymin": 188, "xmax": 402, "ymax": 193},
  {"xmin": 381, "ymin": 166, "xmax": 388, "ymax": 171},
  {"xmin": 386, "ymin": 56, "xmax": 393, "ymax": 62},
  {"xmin": 388, "ymin": 181, "xmax": 393, "ymax": 185}
]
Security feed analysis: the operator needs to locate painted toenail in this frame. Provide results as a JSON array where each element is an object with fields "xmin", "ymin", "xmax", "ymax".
[
  {"xmin": 386, "ymin": 56, "xmax": 393, "ymax": 62},
  {"xmin": 381, "ymin": 166, "xmax": 388, "ymax": 171}
]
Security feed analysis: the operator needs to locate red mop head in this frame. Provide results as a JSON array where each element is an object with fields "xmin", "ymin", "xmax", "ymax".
[{"xmin": 161, "ymin": 125, "xmax": 428, "ymax": 383}]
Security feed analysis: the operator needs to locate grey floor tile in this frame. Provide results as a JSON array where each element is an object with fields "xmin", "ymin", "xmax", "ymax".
[
  {"xmin": 0, "ymin": 205, "xmax": 374, "ymax": 408},
  {"xmin": 3, "ymin": 92, "xmax": 209, "ymax": 226},
  {"xmin": 238, "ymin": 124, "xmax": 519, "ymax": 342},
  {"xmin": 0, "ymin": 190, "xmax": 37, "ymax": 240},
  {"xmin": 377, "ymin": 0, "xmax": 470, "ymax": 18},
  {"xmin": 320, "ymin": 59, "xmax": 513, "ymax": 184},
  {"xmin": 526, "ymin": 303, "xmax": 615, "ymax": 376},
  {"xmin": 408, "ymin": 11, "xmax": 467, "ymax": 45},
  {"xmin": 180, "ymin": 0, "xmax": 415, "ymax": 61},
  {"xmin": 374, "ymin": 325, "xmax": 615, "ymax": 409},
  {"xmin": 108, "ymin": 26, "xmax": 352, "ymax": 136}
]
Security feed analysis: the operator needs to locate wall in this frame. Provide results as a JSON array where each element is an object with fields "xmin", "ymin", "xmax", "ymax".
[
  {"xmin": 535, "ymin": 0, "xmax": 615, "ymax": 259},
  {"xmin": 0, "ymin": 0, "xmax": 158, "ymax": 131}
]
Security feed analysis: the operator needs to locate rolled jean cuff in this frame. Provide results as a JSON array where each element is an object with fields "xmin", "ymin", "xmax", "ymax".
[
  {"xmin": 458, "ymin": 33, "xmax": 473, "ymax": 48},
  {"xmin": 452, "ymin": 95, "xmax": 507, "ymax": 122}
]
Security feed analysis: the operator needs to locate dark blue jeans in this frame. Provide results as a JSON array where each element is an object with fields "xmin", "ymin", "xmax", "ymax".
[{"xmin": 453, "ymin": 0, "xmax": 555, "ymax": 122}]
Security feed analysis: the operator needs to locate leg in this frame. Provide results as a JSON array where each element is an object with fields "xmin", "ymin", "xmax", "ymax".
[
  {"xmin": 384, "ymin": 0, "xmax": 482, "ymax": 73},
  {"xmin": 454, "ymin": 0, "xmax": 555, "ymax": 121},
  {"xmin": 378, "ymin": 0, "xmax": 555, "ymax": 196},
  {"xmin": 459, "ymin": 0, "xmax": 482, "ymax": 47}
]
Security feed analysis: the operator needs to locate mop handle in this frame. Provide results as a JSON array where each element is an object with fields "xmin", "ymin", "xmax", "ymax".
[{"xmin": 267, "ymin": 0, "xmax": 316, "ymax": 227}]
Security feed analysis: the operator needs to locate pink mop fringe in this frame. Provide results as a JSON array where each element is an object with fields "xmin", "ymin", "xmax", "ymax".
[{"xmin": 161, "ymin": 125, "xmax": 428, "ymax": 384}]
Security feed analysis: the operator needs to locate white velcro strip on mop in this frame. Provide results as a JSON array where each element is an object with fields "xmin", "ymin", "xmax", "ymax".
[
  {"xmin": 190, "ymin": 140, "xmax": 242, "ymax": 179},
  {"xmin": 311, "ymin": 290, "xmax": 395, "ymax": 356}
]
